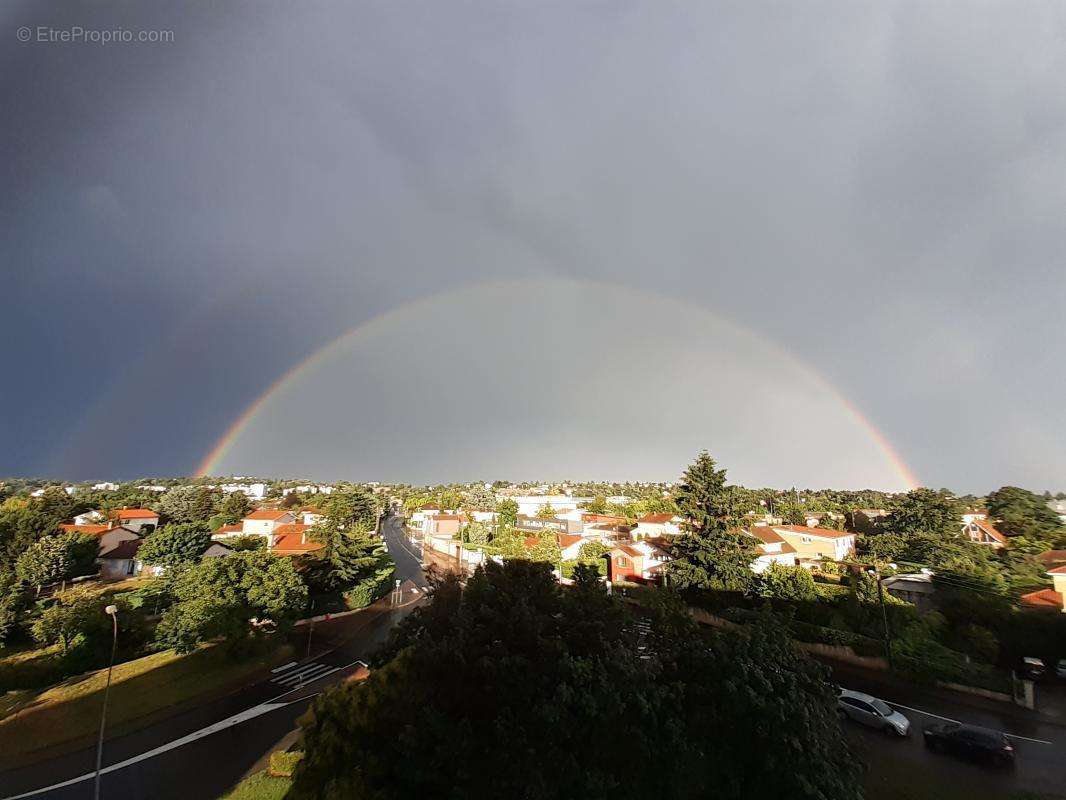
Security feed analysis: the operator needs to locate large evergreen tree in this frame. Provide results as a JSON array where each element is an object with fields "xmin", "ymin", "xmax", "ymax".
[
  {"xmin": 987, "ymin": 486, "xmax": 1063, "ymax": 540},
  {"xmin": 667, "ymin": 452, "xmax": 758, "ymax": 591}
]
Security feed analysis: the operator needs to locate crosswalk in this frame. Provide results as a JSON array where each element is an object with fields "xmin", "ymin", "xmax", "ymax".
[
  {"xmin": 270, "ymin": 659, "xmax": 341, "ymax": 688},
  {"xmin": 634, "ymin": 618, "xmax": 652, "ymax": 660}
]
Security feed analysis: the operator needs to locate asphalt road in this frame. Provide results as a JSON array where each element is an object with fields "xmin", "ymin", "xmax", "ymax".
[
  {"xmin": 828, "ymin": 662, "xmax": 1065, "ymax": 799},
  {"xmin": 0, "ymin": 515, "xmax": 425, "ymax": 800}
]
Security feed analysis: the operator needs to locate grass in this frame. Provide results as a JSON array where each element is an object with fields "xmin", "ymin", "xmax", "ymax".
[
  {"xmin": 220, "ymin": 771, "xmax": 292, "ymax": 800},
  {"xmin": 0, "ymin": 641, "xmax": 293, "ymax": 770}
]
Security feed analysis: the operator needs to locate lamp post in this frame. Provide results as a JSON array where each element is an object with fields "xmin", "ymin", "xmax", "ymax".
[{"xmin": 94, "ymin": 604, "xmax": 119, "ymax": 800}]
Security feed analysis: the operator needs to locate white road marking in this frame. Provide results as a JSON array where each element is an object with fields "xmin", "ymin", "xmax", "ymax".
[
  {"xmin": 270, "ymin": 661, "xmax": 297, "ymax": 674},
  {"xmin": 888, "ymin": 702, "xmax": 1053, "ymax": 745},
  {"xmin": 0, "ymin": 659, "xmax": 369, "ymax": 800}
]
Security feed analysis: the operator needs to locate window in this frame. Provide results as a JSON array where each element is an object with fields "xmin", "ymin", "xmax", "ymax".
[{"xmin": 801, "ymin": 536, "xmax": 811, "ymax": 544}]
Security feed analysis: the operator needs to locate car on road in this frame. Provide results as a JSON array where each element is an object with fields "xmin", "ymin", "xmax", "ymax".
[
  {"xmin": 922, "ymin": 722, "xmax": 1015, "ymax": 767},
  {"xmin": 837, "ymin": 688, "xmax": 910, "ymax": 736}
]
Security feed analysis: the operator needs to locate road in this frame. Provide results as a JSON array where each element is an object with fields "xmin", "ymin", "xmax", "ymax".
[
  {"xmin": 0, "ymin": 514, "xmax": 424, "ymax": 800},
  {"xmin": 827, "ymin": 661, "xmax": 1064, "ymax": 799}
]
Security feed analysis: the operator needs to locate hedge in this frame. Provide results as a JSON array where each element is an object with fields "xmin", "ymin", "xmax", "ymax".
[
  {"xmin": 343, "ymin": 566, "xmax": 396, "ymax": 610},
  {"xmin": 268, "ymin": 750, "xmax": 303, "ymax": 778}
]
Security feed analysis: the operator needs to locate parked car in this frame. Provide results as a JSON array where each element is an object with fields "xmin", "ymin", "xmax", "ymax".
[
  {"xmin": 1056, "ymin": 659, "xmax": 1066, "ymax": 680},
  {"xmin": 837, "ymin": 689, "xmax": 910, "ymax": 736},
  {"xmin": 922, "ymin": 722, "xmax": 1014, "ymax": 767},
  {"xmin": 1020, "ymin": 657, "xmax": 1046, "ymax": 680}
]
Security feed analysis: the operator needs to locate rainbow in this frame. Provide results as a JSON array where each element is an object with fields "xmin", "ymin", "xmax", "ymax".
[{"xmin": 196, "ymin": 279, "xmax": 920, "ymax": 490}]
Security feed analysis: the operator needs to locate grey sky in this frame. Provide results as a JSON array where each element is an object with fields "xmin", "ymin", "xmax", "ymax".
[{"xmin": 2, "ymin": 2, "xmax": 1064, "ymax": 492}]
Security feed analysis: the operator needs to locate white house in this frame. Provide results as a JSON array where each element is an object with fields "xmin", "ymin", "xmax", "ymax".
[
  {"xmin": 74, "ymin": 508, "xmax": 158, "ymax": 533},
  {"xmin": 634, "ymin": 513, "xmax": 684, "ymax": 538},
  {"xmin": 747, "ymin": 527, "xmax": 799, "ymax": 573},
  {"xmin": 97, "ymin": 539, "xmax": 144, "ymax": 579},
  {"xmin": 504, "ymin": 495, "xmax": 593, "ymax": 517},
  {"xmin": 299, "ymin": 507, "xmax": 326, "ymax": 526},
  {"xmin": 220, "ymin": 483, "xmax": 268, "ymax": 500},
  {"xmin": 241, "ymin": 509, "xmax": 296, "ymax": 538},
  {"xmin": 92, "ymin": 482, "xmax": 119, "ymax": 491}
]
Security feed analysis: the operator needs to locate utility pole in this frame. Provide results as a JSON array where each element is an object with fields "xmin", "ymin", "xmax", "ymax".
[{"xmin": 867, "ymin": 568, "xmax": 893, "ymax": 666}]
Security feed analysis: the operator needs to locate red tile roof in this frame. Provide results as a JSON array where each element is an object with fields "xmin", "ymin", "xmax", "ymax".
[
  {"xmin": 1048, "ymin": 565, "xmax": 1066, "ymax": 575},
  {"xmin": 1038, "ymin": 550, "xmax": 1066, "ymax": 566},
  {"xmin": 613, "ymin": 544, "xmax": 642, "ymax": 558},
  {"xmin": 213, "ymin": 523, "xmax": 243, "ymax": 534},
  {"xmin": 582, "ymin": 514, "xmax": 628, "ymax": 525},
  {"xmin": 271, "ymin": 530, "xmax": 324, "ymax": 554},
  {"xmin": 273, "ymin": 523, "xmax": 313, "ymax": 537},
  {"xmin": 246, "ymin": 509, "xmax": 293, "ymax": 521},
  {"xmin": 971, "ymin": 519, "xmax": 1008, "ymax": 545},
  {"xmin": 556, "ymin": 534, "xmax": 584, "ymax": 549},
  {"xmin": 59, "ymin": 523, "xmax": 112, "ymax": 536},
  {"xmin": 1020, "ymin": 588, "xmax": 1064, "ymax": 609},
  {"xmin": 773, "ymin": 525, "xmax": 854, "ymax": 540},
  {"xmin": 109, "ymin": 508, "xmax": 157, "ymax": 520}
]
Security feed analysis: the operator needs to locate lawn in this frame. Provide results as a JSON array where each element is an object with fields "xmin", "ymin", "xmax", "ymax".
[
  {"xmin": 0, "ymin": 641, "xmax": 293, "ymax": 770},
  {"xmin": 220, "ymin": 771, "xmax": 292, "ymax": 800}
]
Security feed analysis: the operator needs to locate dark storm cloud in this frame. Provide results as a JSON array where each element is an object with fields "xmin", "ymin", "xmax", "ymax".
[{"xmin": 1, "ymin": 1, "xmax": 1064, "ymax": 491}]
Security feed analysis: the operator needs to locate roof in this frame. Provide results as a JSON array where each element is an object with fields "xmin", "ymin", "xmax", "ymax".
[
  {"xmin": 772, "ymin": 525, "xmax": 854, "ymax": 540},
  {"xmin": 434, "ymin": 514, "xmax": 466, "ymax": 522},
  {"xmin": 99, "ymin": 539, "xmax": 142, "ymax": 560},
  {"xmin": 213, "ymin": 523, "xmax": 243, "ymax": 534},
  {"xmin": 556, "ymin": 534, "xmax": 584, "ymax": 549},
  {"xmin": 1048, "ymin": 565, "xmax": 1066, "ymax": 575},
  {"xmin": 245, "ymin": 509, "xmax": 292, "ymax": 521},
  {"xmin": 1020, "ymin": 588, "xmax": 1064, "ymax": 609},
  {"xmin": 271, "ymin": 532, "xmax": 324, "ymax": 554},
  {"xmin": 969, "ymin": 519, "xmax": 1008, "ymax": 545},
  {"xmin": 59, "ymin": 523, "xmax": 112, "ymax": 536},
  {"xmin": 273, "ymin": 523, "xmax": 313, "ymax": 537},
  {"xmin": 613, "ymin": 544, "xmax": 642, "ymax": 558},
  {"xmin": 581, "ymin": 514, "xmax": 627, "ymax": 524},
  {"xmin": 109, "ymin": 508, "xmax": 157, "ymax": 520},
  {"xmin": 1037, "ymin": 550, "xmax": 1066, "ymax": 566},
  {"xmin": 856, "ymin": 509, "xmax": 887, "ymax": 515},
  {"xmin": 638, "ymin": 513, "xmax": 679, "ymax": 524},
  {"xmin": 300, "ymin": 506, "xmax": 324, "ymax": 515},
  {"xmin": 419, "ymin": 503, "xmax": 440, "ymax": 510}
]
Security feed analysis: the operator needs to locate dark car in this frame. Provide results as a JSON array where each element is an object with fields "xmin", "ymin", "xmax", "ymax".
[{"xmin": 922, "ymin": 722, "xmax": 1014, "ymax": 766}]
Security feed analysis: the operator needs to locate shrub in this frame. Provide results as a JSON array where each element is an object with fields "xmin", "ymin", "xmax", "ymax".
[{"xmin": 343, "ymin": 567, "xmax": 396, "ymax": 610}]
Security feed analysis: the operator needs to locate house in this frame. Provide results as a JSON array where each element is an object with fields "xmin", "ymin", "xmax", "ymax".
[
  {"xmin": 851, "ymin": 509, "xmax": 888, "ymax": 534},
  {"xmin": 219, "ymin": 482, "xmax": 268, "ymax": 500},
  {"xmin": 582, "ymin": 522, "xmax": 635, "ymax": 542},
  {"xmin": 883, "ymin": 571, "xmax": 937, "ymax": 612},
  {"xmin": 269, "ymin": 525, "xmax": 324, "ymax": 555},
  {"xmin": 60, "ymin": 523, "xmax": 141, "ymax": 554},
  {"xmin": 746, "ymin": 527, "xmax": 798, "ymax": 573},
  {"xmin": 960, "ymin": 519, "xmax": 1008, "ymax": 549},
  {"xmin": 299, "ymin": 507, "xmax": 325, "ymax": 526},
  {"xmin": 211, "ymin": 523, "xmax": 244, "ymax": 540},
  {"xmin": 767, "ymin": 525, "xmax": 856, "ymax": 565},
  {"xmin": 241, "ymin": 509, "xmax": 296, "ymax": 537},
  {"xmin": 960, "ymin": 509, "xmax": 988, "ymax": 525},
  {"xmin": 73, "ymin": 508, "xmax": 159, "ymax": 533},
  {"xmin": 803, "ymin": 511, "xmax": 845, "ymax": 528},
  {"xmin": 1047, "ymin": 499, "xmax": 1066, "ymax": 524},
  {"xmin": 1037, "ymin": 550, "xmax": 1066, "ymax": 570},
  {"xmin": 634, "ymin": 513, "xmax": 684, "ymax": 538},
  {"xmin": 505, "ymin": 495, "xmax": 593, "ymax": 517},
  {"xmin": 93, "ymin": 482, "xmax": 119, "ymax": 491},
  {"xmin": 514, "ymin": 515, "xmax": 575, "ymax": 535},
  {"xmin": 556, "ymin": 534, "xmax": 587, "ymax": 561},
  {"xmin": 1020, "ymin": 566, "xmax": 1066, "ymax": 613},
  {"xmin": 97, "ymin": 539, "xmax": 143, "ymax": 579},
  {"xmin": 607, "ymin": 540, "xmax": 671, "ymax": 582}
]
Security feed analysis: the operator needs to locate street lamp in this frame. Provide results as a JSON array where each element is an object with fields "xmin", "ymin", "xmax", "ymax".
[
  {"xmin": 866, "ymin": 568, "xmax": 893, "ymax": 666},
  {"xmin": 94, "ymin": 604, "xmax": 119, "ymax": 800}
]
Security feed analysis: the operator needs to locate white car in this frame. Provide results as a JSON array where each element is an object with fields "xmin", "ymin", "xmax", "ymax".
[{"xmin": 838, "ymin": 688, "xmax": 910, "ymax": 736}]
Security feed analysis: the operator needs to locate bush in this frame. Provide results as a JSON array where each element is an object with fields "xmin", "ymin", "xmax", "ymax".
[
  {"xmin": 343, "ymin": 567, "xmax": 396, "ymax": 610},
  {"xmin": 268, "ymin": 750, "xmax": 303, "ymax": 778}
]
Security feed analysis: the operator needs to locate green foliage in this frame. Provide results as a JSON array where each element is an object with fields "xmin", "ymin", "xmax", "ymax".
[
  {"xmin": 987, "ymin": 486, "xmax": 1063, "ymax": 540},
  {"xmin": 495, "ymin": 498, "xmax": 518, "ymax": 528},
  {"xmin": 859, "ymin": 532, "xmax": 907, "ymax": 563},
  {"xmin": 758, "ymin": 564, "xmax": 817, "ymax": 601},
  {"xmin": 535, "ymin": 502, "xmax": 557, "ymax": 519},
  {"xmin": 138, "ymin": 523, "xmax": 212, "ymax": 568},
  {"xmin": 288, "ymin": 561, "xmax": 862, "ymax": 800},
  {"xmin": 15, "ymin": 533, "xmax": 94, "ymax": 591},
  {"xmin": 460, "ymin": 522, "xmax": 491, "ymax": 545},
  {"xmin": 342, "ymin": 565, "xmax": 396, "ymax": 610},
  {"xmin": 219, "ymin": 492, "xmax": 252, "ymax": 524},
  {"xmin": 155, "ymin": 486, "xmax": 216, "ymax": 525},
  {"xmin": 577, "ymin": 540, "xmax": 610, "ymax": 561},
  {"xmin": 226, "ymin": 535, "xmax": 268, "ymax": 552},
  {"xmin": 883, "ymin": 488, "xmax": 958, "ymax": 537},
  {"xmin": 154, "ymin": 551, "xmax": 308, "ymax": 654},
  {"xmin": 462, "ymin": 485, "xmax": 496, "ymax": 510},
  {"xmin": 322, "ymin": 488, "xmax": 380, "ymax": 532}
]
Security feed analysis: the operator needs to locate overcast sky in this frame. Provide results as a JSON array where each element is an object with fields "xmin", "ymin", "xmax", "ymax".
[{"xmin": 2, "ymin": 2, "xmax": 1064, "ymax": 492}]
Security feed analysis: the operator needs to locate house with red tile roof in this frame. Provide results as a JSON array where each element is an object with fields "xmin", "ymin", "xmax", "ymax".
[
  {"xmin": 74, "ymin": 508, "xmax": 159, "ymax": 533},
  {"xmin": 1021, "ymin": 566, "xmax": 1066, "ymax": 613},
  {"xmin": 960, "ymin": 519, "xmax": 1008, "ymax": 549},
  {"xmin": 634, "ymin": 513, "xmax": 684, "ymax": 538},
  {"xmin": 607, "ymin": 540, "xmax": 671, "ymax": 583},
  {"xmin": 764, "ymin": 525, "xmax": 856, "ymax": 564},
  {"xmin": 746, "ymin": 527, "xmax": 799, "ymax": 572}
]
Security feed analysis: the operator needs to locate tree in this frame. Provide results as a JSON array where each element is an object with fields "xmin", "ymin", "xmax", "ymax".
[
  {"xmin": 462, "ymin": 485, "xmax": 496, "ymax": 511},
  {"xmin": 461, "ymin": 522, "xmax": 491, "ymax": 546},
  {"xmin": 15, "ymin": 532, "xmax": 95, "ymax": 593},
  {"xmin": 138, "ymin": 523, "xmax": 212, "ymax": 569},
  {"xmin": 496, "ymin": 498, "xmax": 518, "ymax": 528},
  {"xmin": 584, "ymin": 495, "xmax": 608, "ymax": 514},
  {"xmin": 859, "ymin": 533, "xmax": 907, "ymax": 563},
  {"xmin": 155, "ymin": 486, "xmax": 216, "ymax": 525},
  {"xmin": 987, "ymin": 486, "xmax": 1063, "ymax": 540},
  {"xmin": 883, "ymin": 488, "xmax": 958, "ymax": 537},
  {"xmin": 219, "ymin": 492, "xmax": 251, "ymax": 524},
  {"xmin": 154, "ymin": 551, "xmax": 308, "ymax": 654},
  {"xmin": 288, "ymin": 560, "xmax": 862, "ymax": 800},
  {"xmin": 31, "ymin": 587, "xmax": 109, "ymax": 654},
  {"xmin": 759, "ymin": 563, "xmax": 817, "ymax": 601},
  {"xmin": 535, "ymin": 502, "xmax": 556, "ymax": 520},
  {"xmin": 322, "ymin": 488, "xmax": 380, "ymax": 532},
  {"xmin": 667, "ymin": 452, "xmax": 759, "ymax": 592}
]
